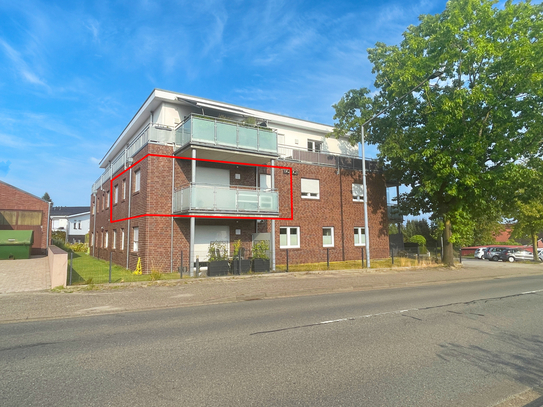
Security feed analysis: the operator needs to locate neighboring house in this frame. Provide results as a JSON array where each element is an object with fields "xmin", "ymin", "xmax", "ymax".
[
  {"xmin": 90, "ymin": 89, "xmax": 394, "ymax": 273},
  {"xmin": 50, "ymin": 206, "xmax": 90, "ymax": 243},
  {"xmin": 0, "ymin": 180, "xmax": 51, "ymax": 255}
]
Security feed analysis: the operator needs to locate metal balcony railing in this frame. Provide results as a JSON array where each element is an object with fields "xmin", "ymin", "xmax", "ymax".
[
  {"xmin": 173, "ymin": 183, "xmax": 279, "ymax": 215},
  {"xmin": 175, "ymin": 114, "xmax": 278, "ymax": 154}
]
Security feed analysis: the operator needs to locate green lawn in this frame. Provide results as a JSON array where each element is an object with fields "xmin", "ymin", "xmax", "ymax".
[{"xmin": 67, "ymin": 252, "xmax": 181, "ymax": 285}]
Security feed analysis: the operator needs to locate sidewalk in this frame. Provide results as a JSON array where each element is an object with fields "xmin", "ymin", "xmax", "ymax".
[{"xmin": 1, "ymin": 260, "xmax": 542, "ymax": 324}]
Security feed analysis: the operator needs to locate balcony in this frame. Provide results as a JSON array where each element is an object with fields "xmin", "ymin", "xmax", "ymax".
[
  {"xmin": 173, "ymin": 184, "xmax": 279, "ymax": 216},
  {"xmin": 175, "ymin": 114, "xmax": 278, "ymax": 157}
]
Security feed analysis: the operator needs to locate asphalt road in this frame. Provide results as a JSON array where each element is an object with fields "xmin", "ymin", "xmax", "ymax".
[{"xmin": 2, "ymin": 273, "xmax": 543, "ymax": 406}]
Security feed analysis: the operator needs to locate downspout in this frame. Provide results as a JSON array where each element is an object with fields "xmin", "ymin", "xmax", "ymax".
[
  {"xmin": 92, "ymin": 193, "xmax": 97, "ymax": 257},
  {"xmin": 170, "ymin": 147, "xmax": 175, "ymax": 273},
  {"xmin": 339, "ymin": 168, "xmax": 345, "ymax": 261},
  {"xmin": 126, "ymin": 164, "xmax": 132, "ymax": 269},
  {"xmin": 271, "ymin": 159, "xmax": 275, "ymax": 272}
]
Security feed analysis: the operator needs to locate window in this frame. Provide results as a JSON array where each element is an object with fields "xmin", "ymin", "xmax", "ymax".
[
  {"xmin": 78, "ymin": 222, "xmax": 81, "ymax": 230},
  {"xmin": 307, "ymin": 140, "xmax": 322, "ymax": 152},
  {"xmin": 73, "ymin": 221, "xmax": 77, "ymax": 229},
  {"xmin": 105, "ymin": 231, "xmax": 108, "ymax": 248},
  {"xmin": 134, "ymin": 169, "xmax": 141, "ymax": 192},
  {"xmin": 121, "ymin": 229, "xmax": 125, "ymax": 250},
  {"xmin": 106, "ymin": 191, "xmax": 110, "ymax": 208},
  {"xmin": 113, "ymin": 230, "xmax": 117, "ymax": 249},
  {"xmin": 354, "ymin": 227, "xmax": 366, "ymax": 246},
  {"xmin": 122, "ymin": 179, "xmax": 126, "ymax": 200},
  {"xmin": 352, "ymin": 183, "xmax": 364, "ymax": 202},
  {"xmin": 280, "ymin": 227, "xmax": 300, "ymax": 248},
  {"xmin": 114, "ymin": 185, "xmax": 118, "ymax": 204},
  {"xmin": 133, "ymin": 227, "xmax": 139, "ymax": 252},
  {"xmin": 323, "ymin": 227, "xmax": 334, "ymax": 247},
  {"xmin": 91, "ymin": 233, "xmax": 94, "ymax": 246},
  {"xmin": 301, "ymin": 178, "xmax": 319, "ymax": 199},
  {"xmin": 102, "ymin": 194, "xmax": 104, "ymax": 210}
]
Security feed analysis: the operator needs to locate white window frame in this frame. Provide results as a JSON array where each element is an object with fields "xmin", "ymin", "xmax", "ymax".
[
  {"xmin": 280, "ymin": 227, "xmax": 300, "ymax": 248},
  {"xmin": 301, "ymin": 178, "xmax": 319, "ymax": 199},
  {"xmin": 114, "ymin": 185, "xmax": 118, "ymax": 204},
  {"xmin": 106, "ymin": 191, "xmax": 110, "ymax": 208},
  {"xmin": 307, "ymin": 140, "xmax": 322, "ymax": 152},
  {"xmin": 105, "ymin": 230, "xmax": 109, "ymax": 248},
  {"xmin": 323, "ymin": 227, "xmax": 334, "ymax": 247},
  {"xmin": 122, "ymin": 179, "xmax": 126, "ymax": 200},
  {"xmin": 352, "ymin": 183, "xmax": 364, "ymax": 202},
  {"xmin": 133, "ymin": 227, "xmax": 139, "ymax": 252},
  {"xmin": 121, "ymin": 229, "xmax": 125, "ymax": 251},
  {"xmin": 113, "ymin": 230, "xmax": 117, "ymax": 249},
  {"xmin": 354, "ymin": 227, "xmax": 366, "ymax": 246},
  {"xmin": 134, "ymin": 169, "xmax": 141, "ymax": 192}
]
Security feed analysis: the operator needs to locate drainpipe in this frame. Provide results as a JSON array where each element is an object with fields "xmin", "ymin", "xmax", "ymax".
[
  {"xmin": 271, "ymin": 159, "xmax": 275, "ymax": 272},
  {"xmin": 126, "ymin": 165, "xmax": 132, "ymax": 269},
  {"xmin": 170, "ymin": 147, "xmax": 175, "ymax": 273},
  {"xmin": 92, "ymin": 193, "xmax": 97, "ymax": 257},
  {"xmin": 190, "ymin": 148, "xmax": 196, "ymax": 276}
]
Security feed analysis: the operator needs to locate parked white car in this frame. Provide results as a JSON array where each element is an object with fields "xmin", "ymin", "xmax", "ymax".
[{"xmin": 474, "ymin": 248, "xmax": 486, "ymax": 259}]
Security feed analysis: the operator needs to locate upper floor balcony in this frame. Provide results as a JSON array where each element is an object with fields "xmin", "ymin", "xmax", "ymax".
[
  {"xmin": 173, "ymin": 183, "xmax": 279, "ymax": 217},
  {"xmin": 175, "ymin": 115, "xmax": 278, "ymax": 163},
  {"xmin": 387, "ymin": 205, "xmax": 403, "ymax": 223}
]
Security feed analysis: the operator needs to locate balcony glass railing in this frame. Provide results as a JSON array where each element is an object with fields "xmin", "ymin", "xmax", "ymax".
[
  {"xmin": 387, "ymin": 205, "xmax": 403, "ymax": 222},
  {"xmin": 173, "ymin": 184, "xmax": 279, "ymax": 214},
  {"xmin": 175, "ymin": 115, "xmax": 277, "ymax": 154}
]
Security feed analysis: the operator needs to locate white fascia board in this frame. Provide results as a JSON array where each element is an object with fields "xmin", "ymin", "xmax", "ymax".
[{"xmin": 66, "ymin": 212, "xmax": 91, "ymax": 219}]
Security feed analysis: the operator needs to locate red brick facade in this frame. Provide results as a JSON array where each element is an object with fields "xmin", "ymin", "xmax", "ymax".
[
  {"xmin": 90, "ymin": 144, "xmax": 390, "ymax": 273},
  {"xmin": 0, "ymin": 181, "xmax": 50, "ymax": 255}
]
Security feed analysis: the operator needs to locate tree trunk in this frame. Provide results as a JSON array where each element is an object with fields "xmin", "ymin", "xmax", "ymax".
[
  {"xmin": 443, "ymin": 218, "xmax": 454, "ymax": 267},
  {"xmin": 532, "ymin": 232, "xmax": 539, "ymax": 262}
]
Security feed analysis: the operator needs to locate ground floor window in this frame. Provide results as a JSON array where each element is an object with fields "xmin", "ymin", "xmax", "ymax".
[
  {"xmin": 121, "ymin": 229, "xmax": 125, "ymax": 251},
  {"xmin": 354, "ymin": 227, "xmax": 366, "ymax": 246},
  {"xmin": 323, "ymin": 227, "xmax": 334, "ymax": 247},
  {"xmin": 105, "ymin": 230, "xmax": 108, "ymax": 248},
  {"xmin": 113, "ymin": 230, "xmax": 117, "ymax": 249},
  {"xmin": 280, "ymin": 227, "xmax": 300, "ymax": 248},
  {"xmin": 133, "ymin": 227, "xmax": 139, "ymax": 252}
]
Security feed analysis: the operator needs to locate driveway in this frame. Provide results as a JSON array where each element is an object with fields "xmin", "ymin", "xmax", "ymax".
[{"xmin": 0, "ymin": 256, "xmax": 50, "ymax": 294}]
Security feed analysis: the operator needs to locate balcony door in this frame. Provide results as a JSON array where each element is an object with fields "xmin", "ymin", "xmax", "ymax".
[{"xmin": 194, "ymin": 225, "xmax": 229, "ymax": 262}]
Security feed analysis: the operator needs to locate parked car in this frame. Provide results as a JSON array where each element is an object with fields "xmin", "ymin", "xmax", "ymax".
[
  {"xmin": 499, "ymin": 248, "xmax": 534, "ymax": 262},
  {"xmin": 474, "ymin": 248, "xmax": 486, "ymax": 259},
  {"xmin": 537, "ymin": 248, "xmax": 543, "ymax": 262},
  {"xmin": 485, "ymin": 247, "xmax": 509, "ymax": 261}
]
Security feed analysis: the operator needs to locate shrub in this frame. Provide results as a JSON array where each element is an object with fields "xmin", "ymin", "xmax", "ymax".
[
  {"xmin": 252, "ymin": 240, "xmax": 270, "ymax": 259},
  {"xmin": 208, "ymin": 241, "xmax": 228, "ymax": 261}
]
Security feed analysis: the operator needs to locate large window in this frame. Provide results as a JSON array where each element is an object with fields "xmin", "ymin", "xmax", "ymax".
[
  {"xmin": 134, "ymin": 169, "xmax": 141, "ymax": 192},
  {"xmin": 301, "ymin": 178, "xmax": 319, "ymax": 199},
  {"xmin": 133, "ymin": 227, "xmax": 139, "ymax": 252},
  {"xmin": 280, "ymin": 227, "xmax": 300, "ymax": 248},
  {"xmin": 323, "ymin": 227, "xmax": 334, "ymax": 247},
  {"xmin": 354, "ymin": 227, "xmax": 366, "ymax": 246},
  {"xmin": 352, "ymin": 183, "xmax": 364, "ymax": 202}
]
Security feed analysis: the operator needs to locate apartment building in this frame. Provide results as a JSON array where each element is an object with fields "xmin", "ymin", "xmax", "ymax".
[{"xmin": 90, "ymin": 89, "xmax": 397, "ymax": 273}]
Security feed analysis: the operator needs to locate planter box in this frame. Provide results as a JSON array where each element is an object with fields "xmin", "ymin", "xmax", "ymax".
[
  {"xmin": 231, "ymin": 259, "xmax": 251, "ymax": 275},
  {"xmin": 208, "ymin": 260, "xmax": 230, "ymax": 276},
  {"xmin": 252, "ymin": 258, "xmax": 270, "ymax": 273}
]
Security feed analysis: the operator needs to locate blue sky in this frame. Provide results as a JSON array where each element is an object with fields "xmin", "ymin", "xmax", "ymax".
[{"xmin": 0, "ymin": 0, "xmax": 451, "ymax": 206}]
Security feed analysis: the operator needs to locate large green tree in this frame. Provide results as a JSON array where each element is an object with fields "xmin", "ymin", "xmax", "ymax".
[{"xmin": 332, "ymin": 0, "xmax": 543, "ymax": 265}]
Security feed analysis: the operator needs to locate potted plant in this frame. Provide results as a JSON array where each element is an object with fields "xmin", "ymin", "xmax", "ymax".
[
  {"xmin": 231, "ymin": 240, "xmax": 251, "ymax": 274},
  {"xmin": 207, "ymin": 241, "xmax": 230, "ymax": 276},
  {"xmin": 252, "ymin": 240, "xmax": 270, "ymax": 272}
]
